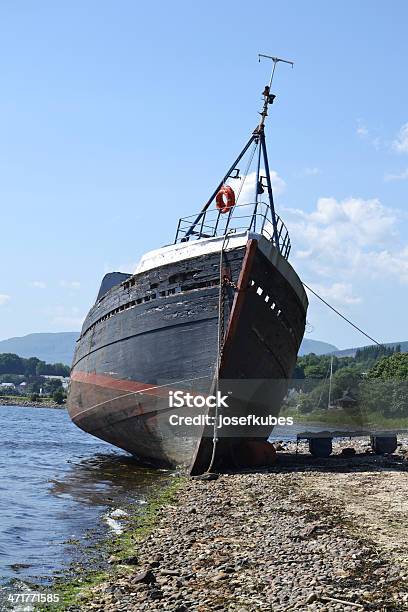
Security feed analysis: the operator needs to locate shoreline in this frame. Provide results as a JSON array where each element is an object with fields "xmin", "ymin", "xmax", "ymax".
[
  {"xmin": 41, "ymin": 438, "xmax": 408, "ymax": 611},
  {"xmin": 38, "ymin": 477, "xmax": 185, "ymax": 611},
  {"xmin": 0, "ymin": 397, "xmax": 64, "ymax": 409}
]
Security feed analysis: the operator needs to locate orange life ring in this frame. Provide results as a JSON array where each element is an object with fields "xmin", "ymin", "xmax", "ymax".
[{"xmin": 216, "ymin": 185, "xmax": 236, "ymax": 214}]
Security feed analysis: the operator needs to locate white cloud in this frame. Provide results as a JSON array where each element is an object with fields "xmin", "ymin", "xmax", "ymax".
[
  {"xmin": 59, "ymin": 280, "xmax": 81, "ymax": 290},
  {"xmin": 289, "ymin": 196, "xmax": 396, "ymax": 247},
  {"xmin": 356, "ymin": 124, "xmax": 369, "ymax": 138},
  {"xmin": 384, "ymin": 168, "xmax": 408, "ymax": 182},
  {"xmin": 392, "ymin": 123, "xmax": 408, "ymax": 153},
  {"xmin": 228, "ymin": 169, "xmax": 285, "ymax": 206},
  {"xmin": 29, "ymin": 280, "xmax": 47, "ymax": 289},
  {"xmin": 307, "ymin": 282, "xmax": 362, "ymax": 306},
  {"xmin": 283, "ymin": 196, "xmax": 407, "ymax": 296},
  {"xmin": 363, "ymin": 247, "xmax": 408, "ymax": 284},
  {"xmin": 0, "ymin": 294, "xmax": 10, "ymax": 306},
  {"xmin": 356, "ymin": 121, "xmax": 382, "ymax": 149}
]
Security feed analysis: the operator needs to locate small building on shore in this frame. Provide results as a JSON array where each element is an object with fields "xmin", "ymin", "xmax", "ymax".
[
  {"xmin": 0, "ymin": 382, "xmax": 15, "ymax": 390},
  {"xmin": 42, "ymin": 375, "xmax": 70, "ymax": 390}
]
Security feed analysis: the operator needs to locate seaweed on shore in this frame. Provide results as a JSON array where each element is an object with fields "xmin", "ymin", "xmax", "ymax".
[{"xmin": 36, "ymin": 476, "xmax": 185, "ymax": 611}]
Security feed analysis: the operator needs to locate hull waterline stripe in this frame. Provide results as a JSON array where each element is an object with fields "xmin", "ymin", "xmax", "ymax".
[{"xmin": 70, "ymin": 371, "xmax": 214, "ymax": 419}]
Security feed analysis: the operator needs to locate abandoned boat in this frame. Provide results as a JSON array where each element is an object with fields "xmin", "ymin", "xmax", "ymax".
[{"xmin": 67, "ymin": 58, "xmax": 308, "ymax": 474}]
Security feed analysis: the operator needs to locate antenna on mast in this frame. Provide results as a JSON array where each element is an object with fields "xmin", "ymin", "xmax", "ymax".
[
  {"xmin": 249, "ymin": 53, "xmax": 294, "ymax": 242},
  {"xmin": 181, "ymin": 53, "xmax": 294, "ymax": 251},
  {"xmin": 256, "ymin": 54, "xmax": 294, "ymax": 131}
]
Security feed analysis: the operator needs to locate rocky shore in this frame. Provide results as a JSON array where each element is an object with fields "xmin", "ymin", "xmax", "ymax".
[
  {"xmin": 0, "ymin": 396, "xmax": 63, "ymax": 409},
  {"xmin": 67, "ymin": 439, "xmax": 408, "ymax": 611}
]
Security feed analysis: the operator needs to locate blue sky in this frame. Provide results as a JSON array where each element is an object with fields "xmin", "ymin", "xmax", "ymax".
[{"xmin": 0, "ymin": 0, "xmax": 407, "ymax": 349}]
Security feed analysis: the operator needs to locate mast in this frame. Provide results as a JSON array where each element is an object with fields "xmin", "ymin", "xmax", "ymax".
[
  {"xmin": 251, "ymin": 55, "xmax": 293, "ymax": 242},
  {"xmin": 328, "ymin": 355, "xmax": 334, "ymax": 408},
  {"xmin": 183, "ymin": 134, "xmax": 257, "ymax": 240},
  {"xmin": 182, "ymin": 54, "xmax": 294, "ymax": 249}
]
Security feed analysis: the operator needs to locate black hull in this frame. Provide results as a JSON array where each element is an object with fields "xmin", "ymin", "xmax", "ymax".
[{"xmin": 68, "ymin": 235, "xmax": 307, "ymax": 472}]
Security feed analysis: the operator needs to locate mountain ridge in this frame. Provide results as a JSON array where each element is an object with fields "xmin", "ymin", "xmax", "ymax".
[
  {"xmin": 0, "ymin": 332, "xmax": 78, "ymax": 365},
  {"xmin": 0, "ymin": 332, "xmax": 337, "ymax": 364},
  {"xmin": 330, "ymin": 341, "xmax": 408, "ymax": 358},
  {"xmin": 0, "ymin": 332, "xmax": 405, "ymax": 366}
]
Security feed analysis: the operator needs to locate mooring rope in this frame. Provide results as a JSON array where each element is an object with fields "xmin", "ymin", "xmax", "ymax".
[
  {"xmin": 207, "ymin": 231, "xmax": 233, "ymax": 473},
  {"xmin": 302, "ymin": 282, "xmax": 381, "ymax": 346}
]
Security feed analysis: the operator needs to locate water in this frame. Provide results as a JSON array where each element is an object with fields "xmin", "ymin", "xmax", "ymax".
[{"xmin": 0, "ymin": 405, "xmax": 171, "ymax": 590}]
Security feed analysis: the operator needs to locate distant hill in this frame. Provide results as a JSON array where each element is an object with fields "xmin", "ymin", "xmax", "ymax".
[
  {"xmin": 0, "ymin": 332, "xmax": 78, "ymax": 366},
  {"xmin": 299, "ymin": 338, "xmax": 338, "ymax": 356},
  {"xmin": 0, "ymin": 332, "xmax": 403, "ymax": 367},
  {"xmin": 0, "ymin": 332, "xmax": 336, "ymax": 365},
  {"xmin": 331, "ymin": 341, "xmax": 408, "ymax": 358}
]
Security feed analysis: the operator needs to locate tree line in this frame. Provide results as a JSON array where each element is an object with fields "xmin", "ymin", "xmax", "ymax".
[
  {"xmin": 295, "ymin": 344, "xmax": 402, "ymax": 380},
  {"xmin": 0, "ymin": 353, "xmax": 70, "ymax": 377},
  {"xmin": 290, "ymin": 347, "xmax": 408, "ymax": 420}
]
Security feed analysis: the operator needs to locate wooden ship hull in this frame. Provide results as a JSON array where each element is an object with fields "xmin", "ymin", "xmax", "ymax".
[{"xmin": 68, "ymin": 232, "xmax": 307, "ymax": 473}]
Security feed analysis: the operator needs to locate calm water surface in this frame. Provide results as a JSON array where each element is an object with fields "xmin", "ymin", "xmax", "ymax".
[{"xmin": 0, "ymin": 405, "xmax": 171, "ymax": 591}]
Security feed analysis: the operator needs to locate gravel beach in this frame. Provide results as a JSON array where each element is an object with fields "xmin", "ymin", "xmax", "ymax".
[{"xmin": 70, "ymin": 439, "xmax": 408, "ymax": 611}]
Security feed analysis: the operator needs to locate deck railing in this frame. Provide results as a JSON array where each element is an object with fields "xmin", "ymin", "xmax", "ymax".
[{"xmin": 174, "ymin": 202, "xmax": 291, "ymax": 260}]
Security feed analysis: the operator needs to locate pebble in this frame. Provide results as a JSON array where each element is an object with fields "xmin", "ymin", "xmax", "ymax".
[{"xmin": 69, "ymin": 437, "xmax": 408, "ymax": 612}]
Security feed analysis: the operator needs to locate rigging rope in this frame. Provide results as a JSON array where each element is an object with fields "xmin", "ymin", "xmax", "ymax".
[
  {"xmin": 207, "ymin": 231, "xmax": 232, "ymax": 473},
  {"xmin": 302, "ymin": 282, "xmax": 381, "ymax": 347},
  {"xmin": 234, "ymin": 140, "xmax": 258, "ymax": 205},
  {"xmin": 316, "ymin": 362, "xmax": 332, "ymax": 410}
]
